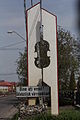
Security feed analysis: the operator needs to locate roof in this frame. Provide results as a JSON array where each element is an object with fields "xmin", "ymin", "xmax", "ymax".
[{"xmin": 0, "ymin": 81, "xmax": 15, "ymax": 87}]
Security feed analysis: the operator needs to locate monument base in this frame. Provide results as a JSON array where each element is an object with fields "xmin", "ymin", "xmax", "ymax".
[{"xmin": 28, "ymin": 98, "xmax": 36, "ymax": 106}]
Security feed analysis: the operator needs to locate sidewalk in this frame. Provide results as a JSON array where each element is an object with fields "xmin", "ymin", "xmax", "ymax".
[{"xmin": 0, "ymin": 105, "xmax": 18, "ymax": 119}]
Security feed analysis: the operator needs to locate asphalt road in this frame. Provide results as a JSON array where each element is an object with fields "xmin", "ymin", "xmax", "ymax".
[{"xmin": 0, "ymin": 94, "xmax": 18, "ymax": 120}]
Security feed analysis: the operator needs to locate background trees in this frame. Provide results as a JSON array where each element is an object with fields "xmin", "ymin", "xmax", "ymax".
[
  {"xmin": 77, "ymin": 77, "xmax": 80, "ymax": 92},
  {"xmin": 16, "ymin": 48, "xmax": 27, "ymax": 86},
  {"xmin": 58, "ymin": 27, "xmax": 79, "ymax": 90},
  {"xmin": 69, "ymin": 70, "xmax": 76, "ymax": 90},
  {"xmin": 16, "ymin": 27, "xmax": 79, "ymax": 90}
]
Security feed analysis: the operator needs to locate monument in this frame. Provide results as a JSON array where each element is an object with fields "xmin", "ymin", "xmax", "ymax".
[{"xmin": 26, "ymin": 1, "xmax": 59, "ymax": 115}]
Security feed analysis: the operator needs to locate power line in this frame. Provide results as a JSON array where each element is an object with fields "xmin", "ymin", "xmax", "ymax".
[
  {"xmin": 0, "ymin": 73, "xmax": 17, "ymax": 76},
  {"xmin": 0, "ymin": 40, "xmax": 25, "ymax": 49},
  {"xmin": 0, "ymin": 48, "xmax": 25, "ymax": 51}
]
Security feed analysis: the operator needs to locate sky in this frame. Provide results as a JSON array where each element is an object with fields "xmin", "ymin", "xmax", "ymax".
[{"xmin": 0, "ymin": 0, "xmax": 78, "ymax": 82}]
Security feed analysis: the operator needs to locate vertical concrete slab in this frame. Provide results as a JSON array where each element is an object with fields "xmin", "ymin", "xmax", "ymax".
[{"xmin": 27, "ymin": 3, "xmax": 59, "ymax": 115}]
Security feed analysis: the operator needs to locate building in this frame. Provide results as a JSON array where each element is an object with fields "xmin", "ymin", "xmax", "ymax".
[{"xmin": 0, "ymin": 81, "xmax": 16, "ymax": 93}]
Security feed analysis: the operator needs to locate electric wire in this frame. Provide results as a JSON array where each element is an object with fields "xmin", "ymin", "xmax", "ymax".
[
  {"xmin": 0, "ymin": 73, "xmax": 17, "ymax": 76},
  {"xmin": 0, "ymin": 48, "xmax": 25, "ymax": 51},
  {"xmin": 0, "ymin": 40, "xmax": 25, "ymax": 49}
]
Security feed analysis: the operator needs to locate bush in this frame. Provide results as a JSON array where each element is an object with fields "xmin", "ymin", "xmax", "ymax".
[{"xmin": 11, "ymin": 108, "xmax": 80, "ymax": 120}]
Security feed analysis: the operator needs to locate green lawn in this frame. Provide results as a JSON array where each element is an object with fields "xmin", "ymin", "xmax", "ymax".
[{"xmin": 11, "ymin": 106, "xmax": 80, "ymax": 120}]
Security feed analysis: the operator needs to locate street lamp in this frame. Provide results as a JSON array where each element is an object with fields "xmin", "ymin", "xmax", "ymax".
[
  {"xmin": 7, "ymin": 31, "xmax": 26, "ymax": 41},
  {"xmin": 7, "ymin": 30, "xmax": 27, "ymax": 88}
]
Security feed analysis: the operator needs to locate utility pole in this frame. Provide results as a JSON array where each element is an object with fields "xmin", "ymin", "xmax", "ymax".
[
  {"xmin": 24, "ymin": 0, "xmax": 26, "ymax": 29},
  {"xmin": 24, "ymin": 0, "xmax": 28, "ymax": 86}
]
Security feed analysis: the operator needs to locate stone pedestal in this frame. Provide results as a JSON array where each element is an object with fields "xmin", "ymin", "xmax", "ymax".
[{"xmin": 28, "ymin": 98, "xmax": 36, "ymax": 106}]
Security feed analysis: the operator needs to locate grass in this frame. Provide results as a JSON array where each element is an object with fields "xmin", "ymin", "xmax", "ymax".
[
  {"xmin": 58, "ymin": 106, "xmax": 80, "ymax": 120},
  {"xmin": 11, "ymin": 106, "xmax": 80, "ymax": 120}
]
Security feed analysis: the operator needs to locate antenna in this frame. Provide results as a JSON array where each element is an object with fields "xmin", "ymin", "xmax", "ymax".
[
  {"xmin": 40, "ymin": 0, "xmax": 43, "ymax": 86},
  {"xmin": 31, "ymin": 0, "xmax": 33, "ymax": 6},
  {"xmin": 40, "ymin": 0, "xmax": 42, "ymax": 26},
  {"xmin": 40, "ymin": 0, "xmax": 43, "ymax": 38},
  {"xmin": 40, "ymin": 0, "xmax": 42, "ymax": 8}
]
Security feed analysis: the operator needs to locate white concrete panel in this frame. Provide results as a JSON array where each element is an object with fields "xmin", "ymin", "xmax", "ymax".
[
  {"xmin": 42, "ymin": 9, "xmax": 58, "ymax": 115},
  {"xmin": 27, "ymin": 4, "xmax": 58, "ymax": 115},
  {"xmin": 27, "ymin": 3, "xmax": 42, "ymax": 86}
]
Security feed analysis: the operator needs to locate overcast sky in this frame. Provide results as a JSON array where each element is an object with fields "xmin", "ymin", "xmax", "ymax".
[{"xmin": 0, "ymin": 0, "xmax": 78, "ymax": 82}]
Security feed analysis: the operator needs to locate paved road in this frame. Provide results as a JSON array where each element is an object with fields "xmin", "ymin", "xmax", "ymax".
[{"xmin": 0, "ymin": 94, "xmax": 18, "ymax": 119}]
